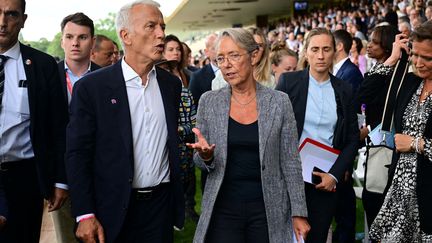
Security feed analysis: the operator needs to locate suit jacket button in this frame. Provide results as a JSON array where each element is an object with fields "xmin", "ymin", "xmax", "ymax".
[{"xmin": 128, "ymin": 178, "xmax": 132, "ymax": 183}]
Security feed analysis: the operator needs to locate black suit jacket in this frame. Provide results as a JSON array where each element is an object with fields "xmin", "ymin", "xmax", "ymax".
[
  {"xmin": 276, "ymin": 69, "xmax": 359, "ymax": 181},
  {"xmin": 390, "ymin": 73, "xmax": 432, "ymax": 233},
  {"xmin": 335, "ymin": 58, "xmax": 363, "ymax": 94},
  {"xmin": 20, "ymin": 43, "xmax": 69, "ymax": 198},
  {"xmin": 189, "ymin": 64, "xmax": 215, "ymax": 105},
  {"xmin": 57, "ymin": 60, "xmax": 100, "ymax": 103},
  {"xmin": 66, "ymin": 62, "xmax": 184, "ymax": 242},
  {"xmin": 356, "ymin": 65, "xmax": 393, "ymax": 130},
  {"xmin": 0, "ymin": 174, "xmax": 6, "ymax": 218}
]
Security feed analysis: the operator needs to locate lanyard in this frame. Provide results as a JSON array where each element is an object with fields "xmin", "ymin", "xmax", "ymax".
[{"xmin": 65, "ymin": 71, "xmax": 73, "ymax": 95}]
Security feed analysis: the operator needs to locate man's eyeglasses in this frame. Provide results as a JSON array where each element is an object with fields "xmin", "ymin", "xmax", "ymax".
[{"xmin": 216, "ymin": 52, "xmax": 249, "ymax": 65}]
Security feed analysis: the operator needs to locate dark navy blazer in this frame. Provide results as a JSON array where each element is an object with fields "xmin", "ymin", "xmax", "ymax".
[
  {"xmin": 335, "ymin": 58, "xmax": 364, "ymax": 94},
  {"xmin": 65, "ymin": 62, "xmax": 184, "ymax": 242}
]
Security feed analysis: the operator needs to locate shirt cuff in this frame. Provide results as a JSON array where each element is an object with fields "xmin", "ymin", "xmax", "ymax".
[
  {"xmin": 76, "ymin": 213, "xmax": 95, "ymax": 223},
  {"xmin": 328, "ymin": 173, "xmax": 338, "ymax": 183},
  {"xmin": 55, "ymin": 183, "xmax": 69, "ymax": 190}
]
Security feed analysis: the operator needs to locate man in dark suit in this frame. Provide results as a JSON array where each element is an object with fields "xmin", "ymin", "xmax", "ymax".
[
  {"xmin": 65, "ymin": 1, "xmax": 184, "ymax": 243},
  {"xmin": 333, "ymin": 29, "xmax": 363, "ymax": 94},
  {"xmin": 189, "ymin": 33, "xmax": 218, "ymax": 106},
  {"xmin": 332, "ymin": 29, "xmax": 364, "ymax": 243},
  {"xmin": 0, "ymin": 0, "xmax": 69, "ymax": 242},
  {"xmin": 276, "ymin": 28, "xmax": 359, "ymax": 243},
  {"xmin": 51, "ymin": 12, "xmax": 100, "ymax": 243}
]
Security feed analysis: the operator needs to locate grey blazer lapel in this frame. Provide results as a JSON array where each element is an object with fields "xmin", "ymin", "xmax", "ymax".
[
  {"xmin": 217, "ymin": 87, "xmax": 231, "ymax": 168},
  {"xmin": 257, "ymin": 84, "xmax": 276, "ymax": 163}
]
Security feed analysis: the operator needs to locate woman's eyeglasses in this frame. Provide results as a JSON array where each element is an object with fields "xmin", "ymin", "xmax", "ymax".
[{"xmin": 215, "ymin": 52, "xmax": 248, "ymax": 65}]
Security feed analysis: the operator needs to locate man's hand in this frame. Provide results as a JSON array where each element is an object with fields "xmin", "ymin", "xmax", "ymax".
[
  {"xmin": 293, "ymin": 216, "xmax": 310, "ymax": 241},
  {"xmin": 0, "ymin": 215, "xmax": 6, "ymax": 230},
  {"xmin": 76, "ymin": 217, "xmax": 105, "ymax": 243},
  {"xmin": 313, "ymin": 172, "xmax": 337, "ymax": 192},
  {"xmin": 48, "ymin": 187, "xmax": 68, "ymax": 212},
  {"xmin": 359, "ymin": 126, "xmax": 369, "ymax": 141}
]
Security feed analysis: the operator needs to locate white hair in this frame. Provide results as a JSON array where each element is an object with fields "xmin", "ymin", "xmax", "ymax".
[{"xmin": 116, "ymin": 0, "xmax": 161, "ymax": 49}]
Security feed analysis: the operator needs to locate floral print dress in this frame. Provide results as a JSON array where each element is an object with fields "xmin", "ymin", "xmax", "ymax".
[{"xmin": 370, "ymin": 81, "xmax": 432, "ymax": 242}]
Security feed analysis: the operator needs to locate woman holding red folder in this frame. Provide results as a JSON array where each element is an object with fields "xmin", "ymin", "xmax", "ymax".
[{"xmin": 276, "ymin": 27, "xmax": 359, "ymax": 243}]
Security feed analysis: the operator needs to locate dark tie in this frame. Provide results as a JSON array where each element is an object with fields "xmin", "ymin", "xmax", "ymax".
[{"xmin": 0, "ymin": 55, "xmax": 9, "ymax": 108}]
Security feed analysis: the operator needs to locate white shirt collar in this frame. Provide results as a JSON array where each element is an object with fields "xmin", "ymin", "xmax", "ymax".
[
  {"xmin": 121, "ymin": 57, "xmax": 156, "ymax": 87},
  {"xmin": 2, "ymin": 41, "xmax": 21, "ymax": 60},
  {"xmin": 64, "ymin": 60, "xmax": 92, "ymax": 73},
  {"xmin": 333, "ymin": 57, "xmax": 349, "ymax": 75},
  {"xmin": 210, "ymin": 62, "xmax": 219, "ymax": 73}
]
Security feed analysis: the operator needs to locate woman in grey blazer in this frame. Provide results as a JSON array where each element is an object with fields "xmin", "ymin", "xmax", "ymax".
[{"xmin": 187, "ymin": 28, "xmax": 309, "ymax": 243}]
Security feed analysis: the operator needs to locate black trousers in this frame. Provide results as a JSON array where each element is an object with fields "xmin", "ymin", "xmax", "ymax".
[
  {"xmin": 206, "ymin": 197, "xmax": 269, "ymax": 243},
  {"xmin": 362, "ymin": 189, "xmax": 384, "ymax": 228},
  {"xmin": 362, "ymin": 189, "xmax": 384, "ymax": 243},
  {"xmin": 334, "ymin": 177, "xmax": 356, "ymax": 243},
  {"xmin": 305, "ymin": 183, "xmax": 338, "ymax": 243},
  {"xmin": 115, "ymin": 183, "xmax": 174, "ymax": 243},
  {"xmin": 184, "ymin": 167, "xmax": 196, "ymax": 208},
  {"xmin": 0, "ymin": 159, "xmax": 44, "ymax": 243}
]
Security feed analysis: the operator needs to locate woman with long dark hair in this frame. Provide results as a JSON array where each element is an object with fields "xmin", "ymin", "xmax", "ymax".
[{"xmin": 355, "ymin": 25, "xmax": 400, "ymax": 231}]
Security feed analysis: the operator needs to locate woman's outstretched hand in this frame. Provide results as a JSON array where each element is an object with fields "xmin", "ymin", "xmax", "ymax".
[{"xmin": 186, "ymin": 128, "xmax": 216, "ymax": 161}]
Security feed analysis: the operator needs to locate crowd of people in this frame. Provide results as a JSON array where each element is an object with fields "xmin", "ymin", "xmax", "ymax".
[{"xmin": 1, "ymin": 0, "xmax": 432, "ymax": 242}]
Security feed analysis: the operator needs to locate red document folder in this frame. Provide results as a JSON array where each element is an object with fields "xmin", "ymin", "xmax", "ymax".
[{"xmin": 298, "ymin": 138, "xmax": 340, "ymax": 184}]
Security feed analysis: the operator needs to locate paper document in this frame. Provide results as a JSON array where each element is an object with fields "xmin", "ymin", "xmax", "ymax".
[
  {"xmin": 368, "ymin": 123, "xmax": 395, "ymax": 148},
  {"xmin": 292, "ymin": 229, "xmax": 305, "ymax": 243},
  {"xmin": 299, "ymin": 138, "xmax": 340, "ymax": 184},
  {"xmin": 357, "ymin": 113, "xmax": 366, "ymax": 129}
]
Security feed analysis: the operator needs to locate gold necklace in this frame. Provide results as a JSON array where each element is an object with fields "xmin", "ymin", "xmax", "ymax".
[
  {"xmin": 231, "ymin": 93, "xmax": 256, "ymax": 107},
  {"xmin": 421, "ymin": 83, "xmax": 432, "ymax": 99}
]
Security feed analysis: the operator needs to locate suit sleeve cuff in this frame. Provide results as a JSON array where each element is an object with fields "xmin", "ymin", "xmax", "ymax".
[
  {"xmin": 55, "ymin": 183, "xmax": 69, "ymax": 190},
  {"xmin": 198, "ymin": 154, "xmax": 214, "ymax": 171}
]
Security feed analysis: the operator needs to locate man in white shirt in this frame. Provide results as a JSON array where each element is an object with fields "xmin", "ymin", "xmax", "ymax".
[
  {"xmin": 50, "ymin": 12, "xmax": 100, "ymax": 243},
  {"xmin": 65, "ymin": 1, "xmax": 183, "ymax": 242},
  {"xmin": 0, "ymin": 0, "xmax": 69, "ymax": 242}
]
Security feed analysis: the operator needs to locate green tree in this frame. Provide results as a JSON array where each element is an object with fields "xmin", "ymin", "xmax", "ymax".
[
  {"xmin": 24, "ymin": 38, "xmax": 50, "ymax": 53},
  {"xmin": 46, "ymin": 32, "xmax": 64, "ymax": 59},
  {"xmin": 95, "ymin": 12, "xmax": 121, "ymax": 49},
  {"xmin": 20, "ymin": 12, "xmax": 121, "ymax": 59}
]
